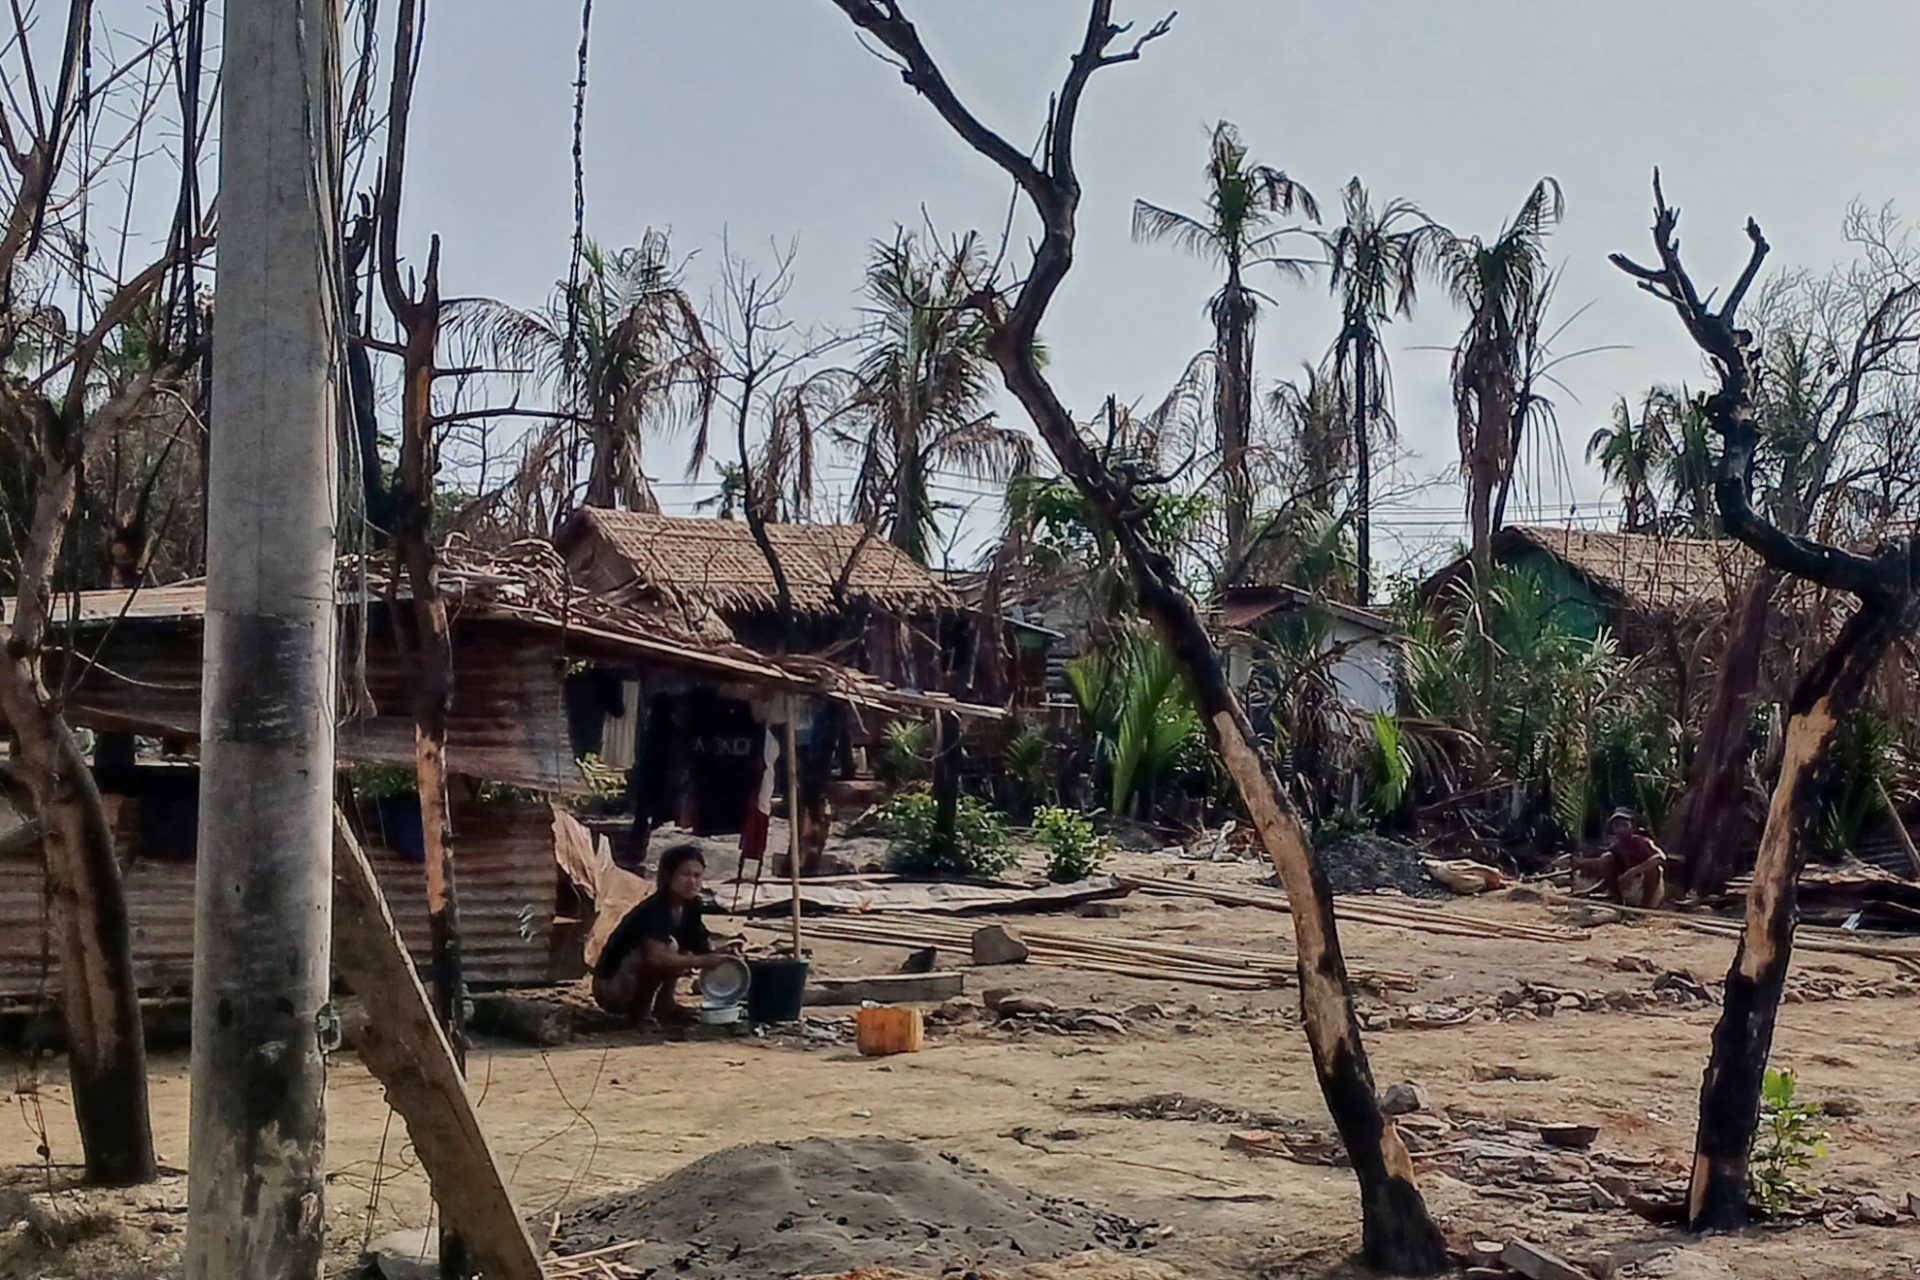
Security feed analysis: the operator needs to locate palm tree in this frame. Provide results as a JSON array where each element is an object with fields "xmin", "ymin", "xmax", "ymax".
[
  {"xmin": 1652, "ymin": 386, "xmax": 1718, "ymax": 536},
  {"xmin": 448, "ymin": 231, "xmax": 717, "ymax": 518},
  {"xmin": 1317, "ymin": 179, "xmax": 1447, "ymax": 603},
  {"xmin": 1586, "ymin": 392, "xmax": 1670, "ymax": 533},
  {"xmin": 1133, "ymin": 121, "xmax": 1317, "ymax": 578},
  {"xmin": 1441, "ymin": 179, "xmax": 1564, "ymax": 595},
  {"xmin": 1267, "ymin": 362, "xmax": 1351, "ymax": 517},
  {"xmin": 843, "ymin": 230, "xmax": 1032, "ymax": 564}
]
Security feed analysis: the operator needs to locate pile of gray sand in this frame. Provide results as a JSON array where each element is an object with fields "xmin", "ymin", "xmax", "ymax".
[{"xmin": 548, "ymin": 1137, "xmax": 1155, "ymax": 1279}]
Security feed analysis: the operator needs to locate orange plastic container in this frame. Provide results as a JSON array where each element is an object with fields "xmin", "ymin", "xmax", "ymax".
[{"xmin": 855, "ymin": 1005, "xmax": 925, "ymax": 1057}]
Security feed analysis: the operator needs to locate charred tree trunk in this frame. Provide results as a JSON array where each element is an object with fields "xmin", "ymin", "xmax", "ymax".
[
  {"xmin": 0, "ymin": 392, "xmax": 165, "ymax": 1188},
  {"xmin": 1663, "ymin": 568, "xmax": 1779, "ymax": 895},
  {"xmin": 828, "ymin": 7, "xmax": 1448, "ymax": 1269},
  {"xmin": 1216, "ymin": 279, "xmax": 1253, "ymax": 582},
  {"xmin": 1614, "ymin": 174, "xmax": 1920, "ymax": 1233},
  {"xmin": 1351, "ymin": 328, "xmax": 1372, "ymax": 606},
  {"xmin": 1690, "ymin": 599, "xmax": 1911, "ymax": 1227},
  {"xmin": 0, "ymin": 668, "xmax": 154, "ymax": 1185},
  {"xmin": 391, "ymin": 277, "xmax": 463, "ymax": 1057},
  {"xmin": 376, "ymin": 3, "xmax": 466, "ymax": 1272}
]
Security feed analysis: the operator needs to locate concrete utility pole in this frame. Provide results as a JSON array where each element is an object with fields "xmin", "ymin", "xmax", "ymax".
[{"xmin": 187, "ymin": 0, "xmax": 342, "ymax": 1275}]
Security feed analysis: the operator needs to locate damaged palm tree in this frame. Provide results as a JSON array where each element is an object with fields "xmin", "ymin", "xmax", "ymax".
[
  {"xmin": 1612, "ymin": 172, "xmax": 1920, "ymax": 1231},
  {"xmin": 822, "ymin": 3, "xmax": 1448, "ymax": 1271}
]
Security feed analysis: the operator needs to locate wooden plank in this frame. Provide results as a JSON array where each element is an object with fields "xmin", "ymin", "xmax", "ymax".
[
  {"xmin": 802, "ymin": 971, "xmax": 965, "ymax": 1006},
  {"xmin": 331, "ymin": 809, "xmax": 543, "ymax": 1280}
]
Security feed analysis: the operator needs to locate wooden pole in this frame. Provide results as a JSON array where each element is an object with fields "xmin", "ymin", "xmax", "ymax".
[
  {"xmin": 330, "ymin": 811, "xmax": 542, "ymax": 1280},
  {"xmin": 786, "ymin": 697, "xmax": 804, "ymax": 956},
  {"xmin": 1876, "ymin": 779, "xmax": 1920, "ymax": 878}
]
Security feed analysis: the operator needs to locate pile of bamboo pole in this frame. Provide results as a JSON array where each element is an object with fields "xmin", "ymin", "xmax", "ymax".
[
  {"xmin": 1121, "ymin": 875, "xmax": 1586, "ymax": 945},
  {"xmin": 779, "ymin": 913, "xmax": 1414, "ymax": 991}
]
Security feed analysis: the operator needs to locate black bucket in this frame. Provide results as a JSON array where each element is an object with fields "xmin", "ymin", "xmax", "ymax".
[{"xmin": 746, "ymin": 957, "xmax": 810, "ymax": 1024}]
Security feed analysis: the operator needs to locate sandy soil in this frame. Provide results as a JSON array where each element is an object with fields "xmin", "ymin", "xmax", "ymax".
[{"xmin": 4, "ymin": 847, "xmax": 1920, "ymax": 1279}]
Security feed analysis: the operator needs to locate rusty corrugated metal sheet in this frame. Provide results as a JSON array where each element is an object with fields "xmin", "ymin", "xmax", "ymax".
[
  {"xmin": 46, "ymin": 613, "xmax": 586, "ymax": 793},
  {"xmin": 0, "ymin": 793, "xmax": 562, "ymax": 1003}
]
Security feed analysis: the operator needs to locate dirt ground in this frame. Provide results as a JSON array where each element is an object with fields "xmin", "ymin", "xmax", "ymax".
[{"xmin": 5, "ymin": 844, "xmax": 1920, "ymax": 1279}]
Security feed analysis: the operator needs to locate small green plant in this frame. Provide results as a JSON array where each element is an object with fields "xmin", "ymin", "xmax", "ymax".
[
  {"xmin": 877, "ymin": 789, "xmax": 1014, "ymax": 878},
  {"xmin": 1367, "ymin": 713, "xmax": 1412, "ymax": 816},
  {"xmin": 1032, "ymin": 806, "xmax": 1111, "ymax": 883},
  {"xmin": 1002, "ymin": 725, "xmax": 1051, "ymax": 812},
  {"xmin": 1750, "ymin": 1067, "xmax": 1829, "ymax": 1215},
  {"xmin": 576, "ymin": 752, "xmax": 628, "ymax": 798},
  {"xmin": 878, "ymin": 720, "xmax": 933, "ymax": 786},
  {"xmin": 349, "ymin": 761, "xmax": 417, "ymax": 801}
]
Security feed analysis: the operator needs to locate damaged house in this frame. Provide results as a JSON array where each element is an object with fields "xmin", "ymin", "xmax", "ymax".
[{"xmin": 0, "ymin": 542, "xmax": 992, "ymax": 1004}]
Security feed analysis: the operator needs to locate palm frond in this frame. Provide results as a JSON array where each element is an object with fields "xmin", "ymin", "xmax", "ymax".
[{"xmin": 1130, "ymin": 199, "xmax": 1221, "ymax": 261}]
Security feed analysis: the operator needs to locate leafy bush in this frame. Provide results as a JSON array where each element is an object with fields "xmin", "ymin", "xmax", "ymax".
[
  {"xmin": 1002, "ymin": 724, "xmax": 1052, "ymax": 814},
  {"xmin": 1066, "ymin": 634, "xmax": 1205, "ymax": 817},
  {"xmin": 1402, "ymin": 568, "xmax": 1685, "ymax": 838},
  {"xmin": 1032, "ymin": 806, "xmax": 1111, "ymax": 883},
  {"xmin": 1368, "ymin": 713, "xmax": 1412, "ymax": 817},
  {"xmin": 349, "ymin": 761, "xmax": 417, "ymax": 801},
  {"xmin": 877, "ymin": 789, "xmax": 1014, "ymax": 878},
  {"xmin": 1750, "ymin": 1067, "xmax": 1828, "ymax": 1215},
  {"xmin": 878, "ymin": 720, "xmax": 932, "ymax": 786}
]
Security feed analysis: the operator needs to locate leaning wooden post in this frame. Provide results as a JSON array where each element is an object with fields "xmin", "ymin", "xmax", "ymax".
[
  {"xmin": 785, "ymin": 696, "xmax": 804, "ymax": 955},
  {"xmin": 1876, "ymin": 779, "xmax": 1920, "ymax": 878},
  {"xmin": 331, "ymin": 810, "xmax": 542, "ymax": 1280}
]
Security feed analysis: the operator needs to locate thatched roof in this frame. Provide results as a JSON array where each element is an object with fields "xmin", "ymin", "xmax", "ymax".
[
  {"xmin": 557, "ymin": 508, "xmax": 955, "ymax": 620},
  {"xmin": 1422, "ymin": 525, "xmax": 1764, "ymax": 613}
]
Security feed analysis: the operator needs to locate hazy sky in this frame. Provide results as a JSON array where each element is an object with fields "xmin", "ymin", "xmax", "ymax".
[{"xmin": 396, "ymin": 1, "xmax": 1920, "ymax": 578}]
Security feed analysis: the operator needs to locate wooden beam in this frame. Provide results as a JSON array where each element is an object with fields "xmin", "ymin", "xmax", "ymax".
[
  {"xmin": 803, "ymin": 972, "xmax": 965, "ymax": 1006},
  {"xmin": 330, "ymin": 809, "xmax": 543, "ymax": 1280}
]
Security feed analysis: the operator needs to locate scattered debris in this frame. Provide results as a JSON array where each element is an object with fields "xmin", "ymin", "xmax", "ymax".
[
  {"xmin": 1853, "ymin": 1194, "xmax": 1900, "ymax": 1226},
  {"xmin": 1424, "ymin": 859, "xmax": 1512, "ymax": 895},
  {"xmin": 1538, "ymin": 1123, "xmax": 1599, "ymax": 1150},
  {"xmin": 897, "ymin": 946, "xmax": 939, "ymax": 974},
  {"xmin": 925, "ymin": 996, "xmax": 981, "ymax": 1025},
  {"xmin": 972, "ymin": 924, "xmax": 1032, "ymax": 966},
  {"xmin": 1500, "ymin": 1238, "xmax": 1595, "ymax": 1280},
  {"xmin": 1381, "ymin": 1082, "xmax": 1429, "ymax": 1116}
]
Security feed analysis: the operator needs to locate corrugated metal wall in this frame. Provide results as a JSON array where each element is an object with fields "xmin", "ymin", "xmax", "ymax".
[
  {"xmin": 0, "ymin": 792, "xmax": 563, "ymax": 1005},
  {"xmin": 47, "ymin": 614, "xmax": 584, "ymax": 793}
]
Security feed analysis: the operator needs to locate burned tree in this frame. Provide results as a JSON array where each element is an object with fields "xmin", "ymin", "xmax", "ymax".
[
  {"xmin": 1613, "ymin": 173, "xmax": 1920, "ymax": 1230},
  {"xmin": 0, "ymin": 10, "xmax": 214, "ymax": 1185},
  {"xmin": 822, "ymin": 3, "xmax": 1448, "ymax": 1271}
]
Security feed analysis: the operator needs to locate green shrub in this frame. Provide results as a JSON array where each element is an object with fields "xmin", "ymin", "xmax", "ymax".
[
  {"xmin": 877, "ymin": 789, "xmax": 1014, "ymax": 878},
  {"xmin": 349, "ymin": 761, "xmax": 417, "ymax": 801},
  {"xmin": 878, "ymin": 720, "xmax": 932, "ymax": 786},
  {"xmin": 1002, "ymin": 725, "xmax": 1052, "ymax": 813},
  {"xmin": 1751, "ymin": 1067, "xmax": 1829, "ymax": 1215},
  {"xmin": 1033, "ymin": 806, "xmax": 1111, "ymax": 883}
]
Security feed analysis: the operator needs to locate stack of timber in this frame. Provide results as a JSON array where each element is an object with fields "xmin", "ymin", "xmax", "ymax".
[
  {"xmin": 1120, "ymin": 874, "xmax": 1586, "ymax": 944},
  {"xmin": 778, "ymin": 913, "xmax": 1414, "ymax": 991}
]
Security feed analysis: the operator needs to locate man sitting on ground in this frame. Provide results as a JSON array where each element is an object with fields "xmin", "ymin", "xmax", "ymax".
[
  {"xmin": 592, "ymin": 844, "xmax": 734, "ymax": 1024},
  {"xmin": 1572, "ymin": 808, "xmax": 1673, "ymax": 908}
]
